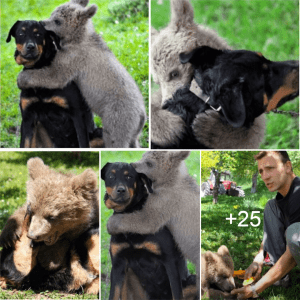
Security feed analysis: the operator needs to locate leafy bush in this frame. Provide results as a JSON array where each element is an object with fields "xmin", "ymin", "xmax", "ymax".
[{"xmin": 108, "ymin": 0, "xmax": 148, "ymax": 20}]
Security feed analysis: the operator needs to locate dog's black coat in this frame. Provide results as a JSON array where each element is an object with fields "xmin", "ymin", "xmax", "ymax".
[
  {"xmin": 7, "ymin": 20, "xmax": 102, "ymax": 148},
  {"xmin": 155, "ymin": 46, "xmax": 299, "ymax": 149},
  {"xmin": 0, "ymin": 226, "xmax": 99, "ymax": 292},
  {"xmin": 101, "ymin": 162, "xmax": 193, "ymax": 300}
]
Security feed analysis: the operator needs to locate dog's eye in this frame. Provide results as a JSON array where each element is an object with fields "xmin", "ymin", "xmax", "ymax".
[
  {"xmin": 109, "ymin": 174, "xmax": 115, "ymax": 179},
  {"xmin": 19, "ymin": 33, "xmax": 24, "ymax": 36},
  {"xmin": 35, "ymin": 33, "xmax": 40, "ymax": 37},
  {"xmin": 54, "ymin": 20, "xmax": 61, "ymax": 26},
  {"xmin": 125, "ymin": 175, "xmax": 132, "ymax": 180},
  {"xmin": 170, "ymin": 70, "xmax": 179, "ymax": 79}
]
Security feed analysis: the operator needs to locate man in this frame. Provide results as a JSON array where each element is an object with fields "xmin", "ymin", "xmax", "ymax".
[{"xmin": 232, "ymin": 151, "xmax": 300, "ymax": 299}]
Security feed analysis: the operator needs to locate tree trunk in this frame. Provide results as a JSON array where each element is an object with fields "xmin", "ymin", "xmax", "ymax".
[
  {"xmin": 251, "ymin": 172, "xmax": 258, "ymax": 193},
  {"xmin": 212, "ymin": 171, "xmax": 221, "ymax": 204}
]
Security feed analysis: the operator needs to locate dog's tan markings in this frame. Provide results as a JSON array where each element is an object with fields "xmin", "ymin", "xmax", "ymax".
[
  {"xmin": 16, "ymin": 44, "xmax": 24, "ymax": 51},
  {"xmin": 43, "ymin": 39, "xmax": 46, "ymax": 46},
  {"xmin": 113, "ymin": 285, "xmax": 121, "ymax": 300},
  {"xmin": 111, "ymin": 169, "xmax": 116, "ymax": 174},
  {"xmin": 33, "ymin": 28, "xmax": 38, "ymax": 32},
  {"xmin": 128, "ymin": 188, "xmax": 134, "ymax": 199},
  {"xmin": 134, "ymin": 182, "xmax": 137, "ymax": 189},
  {"xmin": 0, "ymin": 277, "xmax": 7, "ymax": 289},
  {"xmin": 37, "ymin": 45, "xmax": 43, "ymax": 55},
  {"xmin": 20, "ymin": 97, "xmax": 38, "ymax": 111},
  {"xmin": 263, "ymin": 63, "xmax": 268, "ymax": 70},
  {"xmin": 32, "ymin": 122, "xmax": 54, "ymax": 148},
  {"xmin": 266, "ymin": 79, "xmax": 299, "ymax": 112},
  {"xmin": 21, "ymin": 27, "xmax": 26, "ymax": 31},
  {"xmin": 124, "ymin": 170, "xmax": 129, "ymax": 175},
  {"xmin": 183, "ymin": 284, "xmax": 198, "ymax": 299},
  {"xmin": 106, "ymin": 187, "xmax": 113, "ymax": 195},
  {"xmin": 90, "ymin": 138, "xmax": 104, "ymax": 148},
  {"xmin": 24, "ymin": 137, "xmax": 31, "ymax": 148},
  {"xmin": 44, "ymin": 96, "xmax": 68, "ymax": 108},
  {"xmin": 135, "ymin": 242, "xmax": 161, "ymax": 255},
  {"xmin": 13, "ymin": 214, "xmax": 39, "ymax": 276},
  {"xmin": 67, "ymin": 249, "xmax": 92, "ymax": 291},
  {"xmin": 110, "ymin": 242, "xmax": 130, "ymax": 258},
  {"xmin": 257, "ymin": 52, "xmax": 263, "ymax": 57},
  {"xmin": 83, "ymin": 234, "xmax": 99, "ymax": 294},
  {"xmin": 105, "ymin": 198, "xmax": 127, "ymax": 212}
]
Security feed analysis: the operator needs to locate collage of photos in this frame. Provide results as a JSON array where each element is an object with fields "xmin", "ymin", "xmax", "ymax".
[{"xmin": 0, "ymin": 0, "xmax": 299, "ymax": 300}]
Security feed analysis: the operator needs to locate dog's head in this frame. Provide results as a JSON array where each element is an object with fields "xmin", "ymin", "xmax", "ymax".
[
  {"xmin": 6, "ymin": 20, "xmax": 61, "ymax": 68},
  {"xmin": 180, "ymin": 46, "xmax": 299, "ymax": 128},
  {"xmin": 101, "ymin": 162, "xmax": 153, "ymax": 213}
]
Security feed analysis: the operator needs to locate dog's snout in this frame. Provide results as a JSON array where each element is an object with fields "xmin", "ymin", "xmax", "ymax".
[
  {"xmin": 117, "ymin": 186, "xmax": 126, "ymax": 194},
  {"xmin": 26, "ymin": 43, "xmax": 35, "ymax": 51}
]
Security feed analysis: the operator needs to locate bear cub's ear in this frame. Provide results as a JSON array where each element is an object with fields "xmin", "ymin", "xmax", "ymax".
[
  {"xmin": 27, "ymin": 157, "xmax": 49, "ymax": 180},
  {"xmin": 72, "ymin": 169, "xmax": 97, "ymax": 192}
]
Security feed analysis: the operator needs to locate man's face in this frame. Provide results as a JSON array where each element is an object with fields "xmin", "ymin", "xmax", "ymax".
[{"xmin": 257, "ymin": 152, "xmax": 291, "ymax": 195}]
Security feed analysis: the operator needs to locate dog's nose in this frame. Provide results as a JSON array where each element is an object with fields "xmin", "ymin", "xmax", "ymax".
[
  {"xmin": 26, "ymin": 43, "xmax": 35, "ymax": 51},
  {"xmin": 117, "ymin": 186, "xmax": 126, "ymax": 194}
]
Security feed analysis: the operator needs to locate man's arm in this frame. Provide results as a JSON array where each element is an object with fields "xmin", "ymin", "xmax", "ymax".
[{"xmin": 231, "ymin": 246, "xmax": 297, "ymax": 299}]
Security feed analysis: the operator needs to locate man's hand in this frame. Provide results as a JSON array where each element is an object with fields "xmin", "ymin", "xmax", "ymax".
[
  {"xmin": 244, "ymin": 262, "xmax": 263, "ymax": 282},
  {"xmin": 231, "ymin": 285, "xmax": 253, "ymax": 299}
]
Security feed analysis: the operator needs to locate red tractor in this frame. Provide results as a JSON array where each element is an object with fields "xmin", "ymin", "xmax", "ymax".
[{"xmin": 201, "ymin": 169, "xmax": 245, "ymax": 197}]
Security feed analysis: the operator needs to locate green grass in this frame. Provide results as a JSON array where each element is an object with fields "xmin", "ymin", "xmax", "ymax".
[
  {"xmin": 201, "ymin": 179, "xmax": 300, "ymax": 300},
  {"xmin": 151, "ymin": 0, "xmax": 299, "ymax": 149},
  {"xmin": 0, "ymin": 151, "xmax": 99, "ymax": 299},
  {"xmin": 1, "ymin": 0, "xmax": 149, "ymax": 148},
  {"xmin": 100, "ymin": 150, "xmax": 200, "ymax": 299}
]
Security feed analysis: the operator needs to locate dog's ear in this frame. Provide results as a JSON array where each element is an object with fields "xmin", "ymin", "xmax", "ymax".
[
  {"xmin": 47, "ymin": 30, "xmax": 61, "ymax": 50},
  {"xmin": 6, "ymin": 21, "xmax": 21, "ymax": 43},
  {"xmin": 180, "ymin": 46, "xmax": 223, "ymax": 69},
  {"xmin": 101, "ymin": 163, "xmax": 112, "ymax": 180},
  {"xmin": 138, "ymin": 173, "xmax": 153, "ymax": 194},
  {"xmin": 213, "ymin": 81, "xmax": 246, "ymax": 128}
]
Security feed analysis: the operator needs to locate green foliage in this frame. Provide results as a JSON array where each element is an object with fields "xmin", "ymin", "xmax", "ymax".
[
  {"xmin": 0, "ymin": 151, "xmax": 99, "ymax": 298},
  {"xmin": 1, "ymin": 0, "xmax": 149, "ymax": 148},
  {"xmin": 151, "ymin": 0, "xmax": 299, "ymax": 149},
  {"xmin": 108, "ymin": 0, "xmax": 148, "ymax": 21},
  {"xmin": 101, "ymin": 151, "xmax": 199, "ymax": 299}
]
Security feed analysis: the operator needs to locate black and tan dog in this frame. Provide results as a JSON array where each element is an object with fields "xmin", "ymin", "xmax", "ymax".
[
  {"xmin": 101, "ymin": 162, "xmax": 197, "ymax": 300},
  {"xmin": 154, "ymin": 46, "xmax": 299, "ymax": 149},
  {"xmin": 0, "ymin": 209, "xmax": 99, "ymax": 294},
  {"xmin": 7, "ymin": 20, "xmax": 103, "ymax": 148}
]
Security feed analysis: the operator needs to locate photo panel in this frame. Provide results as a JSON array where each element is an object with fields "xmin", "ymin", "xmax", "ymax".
[
  {"xmin": 0, "ymin": 151, "xmax": 100, "ymax": 298},
  {"xmin": 1, "ymin": 0, "xmax": 149, "ymax": 149},
  {"xmin": 150, "ymin": 0, "xmax": 299, "ymax": 149},
  {"xmin": 101, "ymin": 150, "xmax": 200, "ymax": 299},
  {"xmin": 201, "ymin": 150, "xmax": 300, "ymax": 299}
]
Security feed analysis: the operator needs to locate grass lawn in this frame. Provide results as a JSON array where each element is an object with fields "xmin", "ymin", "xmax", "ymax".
[
  {"xmin": 100, "ymin": 150, "xmax": 200, "ymax": 300},
  {"xmin": 0, "ymin": 151, "xmax": 99, "ymax": 299},
  {"xmin": 201, "ymin": 179, "xmax": 300, "ymax": 300},
  {"xmin": 151, "ymin": 0, "xmax": 299, "ymax": 149},
  {"xmin": 1, "ymin": 0, "xmax": 149, "ymax": 148}
]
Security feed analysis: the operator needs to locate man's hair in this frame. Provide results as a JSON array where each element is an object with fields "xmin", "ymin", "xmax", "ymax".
[{"xmin": 254, "ymin": 151, "xmax": 291, "ymax": 164}]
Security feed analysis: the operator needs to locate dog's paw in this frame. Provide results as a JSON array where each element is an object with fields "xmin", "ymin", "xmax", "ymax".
[{"xmin": 0, "ymin": 226, "xmax": 21, "ymax": 248}]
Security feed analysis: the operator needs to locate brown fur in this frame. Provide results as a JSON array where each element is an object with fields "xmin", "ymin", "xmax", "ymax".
[
  {"xmin": 0, "ymin": 158, "xmax": 99, "ymax": 294},
  {"xmin": 151, "ymin": 0, "xmax": 266, "ymax": 148},
  {"xmin": 201, "ymin": 246, "xmax": 236, "ymax": 299},
  {"xmin": 107, "ymin": 151, "xmax": 200, "ymax": 295}
]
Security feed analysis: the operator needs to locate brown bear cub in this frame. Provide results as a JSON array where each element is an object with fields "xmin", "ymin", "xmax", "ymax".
[
  {"xmin": 0, "ymin": 158, "xmax": 99, "ymax": 294},
  {"xmin": 201, "ymin": 245, "xmax": 236, "ymax": 299}
]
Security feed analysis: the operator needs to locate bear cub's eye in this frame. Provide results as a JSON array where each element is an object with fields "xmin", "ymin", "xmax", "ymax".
[
  {"xmin": 146, "ymin": 162, "xmax": 153, "ymax": 167},
  {"xmin": 54, "ymin": 20, "xmax": 61, "ymax": 26},
  {"xmin": 47, "ymin": 216, "xmax": 56, "ymax": 221}
]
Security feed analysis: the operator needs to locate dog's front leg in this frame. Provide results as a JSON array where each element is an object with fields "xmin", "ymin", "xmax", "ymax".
[{"xmin": 109, "ymin": 256, "xmax": 127, "ymax": 300}]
